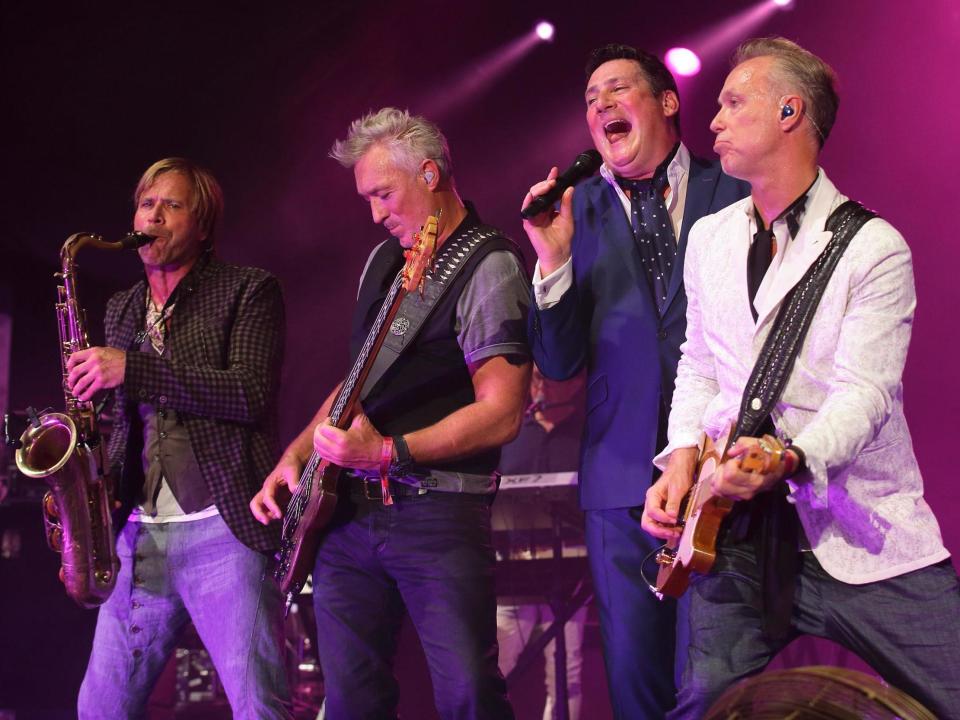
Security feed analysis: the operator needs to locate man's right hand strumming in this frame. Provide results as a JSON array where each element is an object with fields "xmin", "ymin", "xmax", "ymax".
[
  {"xmin": 641, "ymin": 446, "xmax": 698, "ymax": 540},
  {"xmin": 521, "ymin": 166, "xmax": 576, "ymax": 277},
  {"xmin": 252, "ymin": 384, "xmax": 341, "ymax": 525},
  {"xmin": 250, "ymin": 456, "xmax": 302, "ymax": 525}
]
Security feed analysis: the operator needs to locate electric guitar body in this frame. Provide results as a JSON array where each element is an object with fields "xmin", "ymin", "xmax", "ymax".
[{"xmin": 654, "ymin": 429, "xmax": 784, "ymax": 598}]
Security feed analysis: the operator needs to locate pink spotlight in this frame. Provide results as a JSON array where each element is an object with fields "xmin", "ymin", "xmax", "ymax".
[
  {"xmin": 772, "ymin": 0, "xmax": 794, "ymax": 6},
  {"xmin": 665, "ymin": 47, "xmax": 702, "ymax": 77},
  {"xmin": 535, "ymin": 21, "xmax": 555, "ymax": 42}
]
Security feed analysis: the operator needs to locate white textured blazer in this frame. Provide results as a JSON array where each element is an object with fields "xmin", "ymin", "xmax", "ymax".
[{"xmin": 655, "ymin": 171, "xmax": 949, "ymax": 584}]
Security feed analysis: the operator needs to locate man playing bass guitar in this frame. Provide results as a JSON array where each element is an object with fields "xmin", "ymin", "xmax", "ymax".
[{"xmin": 251, "ymin": 107, "xmax": 530, "ymax": 720}]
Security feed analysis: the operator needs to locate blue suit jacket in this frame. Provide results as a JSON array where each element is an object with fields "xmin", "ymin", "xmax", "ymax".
[{"xmin": 529, "ymin": 155, "xmax": 750, "ymax": 510}]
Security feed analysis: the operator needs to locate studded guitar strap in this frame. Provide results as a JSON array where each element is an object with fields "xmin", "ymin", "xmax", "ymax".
[
  {"xmin": 733, "ymin": 200, "xmax": 878, "ymax": 441},
  {"xmin": 359, "ymin": 223, "xmax": 512, "ymax": 400}
]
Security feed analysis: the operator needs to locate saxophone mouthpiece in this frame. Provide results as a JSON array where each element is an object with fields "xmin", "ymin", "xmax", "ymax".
[{"xmin": 121, "ymin": 232, "xmax": 155, "ymax": 250}]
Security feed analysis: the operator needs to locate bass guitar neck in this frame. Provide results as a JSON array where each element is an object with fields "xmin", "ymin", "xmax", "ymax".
[{"xmin": 273, "ymin": 214, "xmax": 440, "ymax": 608}]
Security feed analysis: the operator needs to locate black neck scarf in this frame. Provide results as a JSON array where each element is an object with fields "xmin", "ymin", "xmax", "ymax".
[
  {"xmin": 747, "ymin": 177, "xmax": 816, "ymax": 321},
  {"xmin": 616, "ymin": 143, "xmax": 681, "ymax": 314}
]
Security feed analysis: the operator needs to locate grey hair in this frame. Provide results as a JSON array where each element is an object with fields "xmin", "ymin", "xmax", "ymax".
[
  {"xmin": 329, "ymin": 107, "xmax": 453, "ymax": 180},
  {"xmin": 734, "ymin": 37, "xmax": 839, "ymax": 148}
]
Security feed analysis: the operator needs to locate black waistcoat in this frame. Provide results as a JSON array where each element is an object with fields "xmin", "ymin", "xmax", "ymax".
[{"xmin": 349, "ymin": 214, "xmax": 522, "ymax": 476}]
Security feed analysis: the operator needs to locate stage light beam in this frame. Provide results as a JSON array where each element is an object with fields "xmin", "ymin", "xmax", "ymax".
[
  {"xmin": 683, "ymin": 1, "xmax": 784, "ymax": 64},
  {"xmin": 535, "ymin": 21, "xmax": 555, "ymax": 42},
  {"xmin": 417, "ymin": 28, "xmax": 548, "ymax": 119},
  {"xmin": 665, "ymin": 47, "xmax": 702, "ymax": 77}
]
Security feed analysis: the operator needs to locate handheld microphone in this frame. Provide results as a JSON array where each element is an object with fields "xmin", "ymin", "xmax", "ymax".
[{"xmin": 521, "ymin": 149, "xmax": 602, "ymax": 220}]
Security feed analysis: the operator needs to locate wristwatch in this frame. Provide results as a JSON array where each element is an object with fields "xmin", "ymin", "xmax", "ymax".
[
  {"xmin": 784, "ymin": 439, "xmax": 807, "ymax": 477},
  {"xmin": 389, "ymin": 434, "xmax": 415, "ymax": 477}
]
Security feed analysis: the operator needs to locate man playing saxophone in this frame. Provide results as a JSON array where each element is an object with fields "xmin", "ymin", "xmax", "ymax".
[{"xmin": 65, "ymin": 157, "xmax": 291, "ymax": 718}]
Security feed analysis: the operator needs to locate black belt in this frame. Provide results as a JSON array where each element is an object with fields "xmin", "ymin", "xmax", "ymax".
[{"xmin": 347, "ymin": 476, "xmax": 428, "ymax": 501}]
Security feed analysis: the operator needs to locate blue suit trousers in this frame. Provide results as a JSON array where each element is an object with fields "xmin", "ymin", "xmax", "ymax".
[{"xmin": 586, "ymin": 507, "xmax": 688, "ymax": 719}]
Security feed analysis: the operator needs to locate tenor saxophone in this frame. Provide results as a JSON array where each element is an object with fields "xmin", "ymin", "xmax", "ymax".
[{"xmin": 15, "ymin": 231, "xmax": 152, "ymax": 608}]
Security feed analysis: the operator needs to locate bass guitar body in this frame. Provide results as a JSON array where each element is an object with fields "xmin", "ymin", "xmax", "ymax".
[
  {"xmin": 275, "ymin": 459, "xmax": 341, "ymax": 597},
  {"xmin": 273, "ymin": 213, "xmax": 440, "ymax": 609}
]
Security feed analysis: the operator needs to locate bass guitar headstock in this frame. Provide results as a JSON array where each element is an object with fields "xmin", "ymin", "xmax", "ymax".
[{"xmin": 402, "ymin": 211, "xmax": 440, "ymax": 295}]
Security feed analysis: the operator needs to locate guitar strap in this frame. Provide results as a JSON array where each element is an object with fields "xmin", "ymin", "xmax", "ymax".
[
  {"xmin": 733, "ymin": 200, "xmax": 878, "ymax": 440},
  {"xmin": 360, "ymin": 224, "xmax": 510, "ymax": 400},
  {"xmin": 730, "ymin": 199, "xmax": 877, "ymax": 639}
]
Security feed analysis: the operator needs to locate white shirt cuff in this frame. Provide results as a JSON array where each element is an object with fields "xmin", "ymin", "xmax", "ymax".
[
  {"xmin": 652, "ymin": 435, "xmax": 702, "ymax": 472},
  {"xmin": 532, "ymin": 257, "xmax": 573, "ymax": 309}
]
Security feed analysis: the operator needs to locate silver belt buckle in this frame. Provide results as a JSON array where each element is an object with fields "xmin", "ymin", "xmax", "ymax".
[{"xmin": 362, "ymin": 479, "xmax": 380, "ymax": 500}]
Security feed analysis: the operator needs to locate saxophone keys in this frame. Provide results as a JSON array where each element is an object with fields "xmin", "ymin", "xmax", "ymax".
[
  {"xmin": 42, "ymin": 490, "xmax": 60, "ymax": 519},
  {"xmin": 47, "ymin": 526, "xmax": 64, "ymax": 553}
]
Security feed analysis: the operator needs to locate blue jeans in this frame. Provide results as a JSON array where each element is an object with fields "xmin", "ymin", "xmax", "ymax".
[
  {"xmin": 671, "ymin": 544, "xmax": 960, "ymax": 719},
  {"xmin": 77, "ymin": 514, "xmax": 291, "ymax": 719},
  {"xmin": 585, "ymin": 507, "xmax": 687, "ymax": 719},
  {"xmin": 311, "ymin": 490, "xmax": 513, "ymax": 720}
]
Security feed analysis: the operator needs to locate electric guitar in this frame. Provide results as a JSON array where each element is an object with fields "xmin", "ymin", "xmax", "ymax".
[
  {"xmin": 273, "ymin": 214, "xmax": 439, "ymax": 610},
  {"xmin": 653, "ymin": 429, "xmax": 786, "ymax": 598}
]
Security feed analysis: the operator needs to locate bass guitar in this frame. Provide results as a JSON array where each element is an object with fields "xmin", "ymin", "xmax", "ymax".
[
  {"xmin": 274, "ymin": 214, "xmax": 439, "ymax": 609},
  {"xmin": 653, "ymin": 430, "xmax": 786, "ymax": 598}
]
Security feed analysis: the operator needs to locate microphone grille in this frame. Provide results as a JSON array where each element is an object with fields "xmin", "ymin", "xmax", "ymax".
[{"xmin": 576, "ymin": 149, "xmax": 603, "ymax": 173}]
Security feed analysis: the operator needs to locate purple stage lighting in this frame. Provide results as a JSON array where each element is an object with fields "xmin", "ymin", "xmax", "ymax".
[
  {"xmin": 535, "ymin": 21, "xmax": 555, "ymax": 42},
  {"xmin": 682, "ymin": 1, "xmax": 783, "ymax": 65},
  {"xmin": 772, "ymin": 0, "xmax": 794, "ymax": 7},
  {"xmin": 666, "ymin": 47, "xmax": 702, "ymax": 77},
  {"xmin": 418, "ymin": 30, "xmax": 545, "ymax": 119}
]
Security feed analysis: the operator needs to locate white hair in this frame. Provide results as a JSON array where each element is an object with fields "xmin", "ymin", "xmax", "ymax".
[{"xmin": 329, "ymin": 107, "xmax": 453, "ymax": 180}]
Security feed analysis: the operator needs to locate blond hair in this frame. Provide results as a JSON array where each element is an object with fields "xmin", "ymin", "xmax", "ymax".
[{"xmin": 134, "ymin": 158, "xmax": 224, "ymax": 241}]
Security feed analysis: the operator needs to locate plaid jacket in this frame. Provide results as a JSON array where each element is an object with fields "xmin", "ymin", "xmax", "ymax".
[{"xmin": 105, "ymin": 253, "xmax": 284, "ymax": 552}]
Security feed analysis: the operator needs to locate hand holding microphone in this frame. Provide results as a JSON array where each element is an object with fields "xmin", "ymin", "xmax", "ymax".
[
  {"xmin": 521, "ymin": 149, "xmax": 601, "ymax": 219},
  {"xmin": 521, "ymin": 149, "xmax": 601, "ymax": 276}
]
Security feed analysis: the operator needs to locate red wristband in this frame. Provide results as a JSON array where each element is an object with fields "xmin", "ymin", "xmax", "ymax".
[{"xmin": 379, "ymin": 437, "xmax": 394, "ymax": 506}]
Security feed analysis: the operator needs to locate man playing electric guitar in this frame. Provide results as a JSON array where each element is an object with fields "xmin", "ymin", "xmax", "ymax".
[
  {"xmin": 641, "ymin": 39, "xmax": 960, "ymax": 719},
  {"xmin": 250, "ymin": 108, "xmax": 530, "ymax": 720}
]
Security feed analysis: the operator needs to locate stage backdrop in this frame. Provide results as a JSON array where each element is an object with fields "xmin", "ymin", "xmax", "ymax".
[{"xmin": 2, "ymin": 1, "xmax": 958, "ymax": 716}]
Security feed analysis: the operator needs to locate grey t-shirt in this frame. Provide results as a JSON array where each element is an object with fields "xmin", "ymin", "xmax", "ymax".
[
  {"xmin": 358, "ymin": 245, "xmax": 531, "ymax": 364},
  {"xmin": 352, "ymin": 244, "xmax": 531, "ymax": 493},
  {"xmin": 455, "ymin": 249, "xmax": 530, "ymax": 364}
]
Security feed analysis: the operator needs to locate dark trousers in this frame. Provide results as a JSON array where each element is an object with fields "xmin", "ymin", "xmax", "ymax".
[
  {"xmin": 311, "ymin": 490, "xmax": 513, "ymax": 720},
  {"xmin": 670, "ymin": 543, "xmax": 960, "ymax": 719},
  {"xmin": 585, "ymin": 507, "xmax": 687, "ymax": 719}
]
